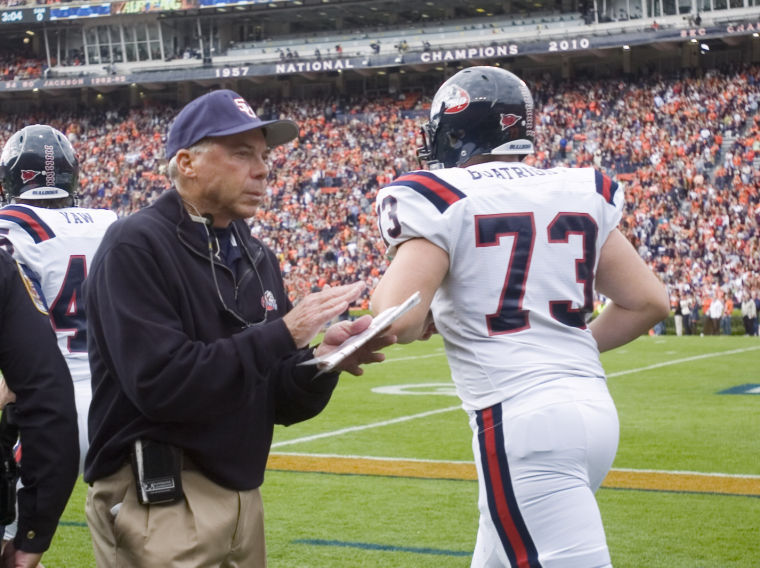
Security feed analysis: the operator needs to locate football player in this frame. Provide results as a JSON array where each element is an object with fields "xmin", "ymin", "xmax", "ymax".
[
  {"xmin": 0, "ymin": 124, "xmax": 117, "ymax": 474},
  {"xmin": 371, "ymin": 66, "xmax": 669, "ymax": 567}
]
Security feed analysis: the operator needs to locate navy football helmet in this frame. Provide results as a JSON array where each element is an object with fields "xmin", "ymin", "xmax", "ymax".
[
  {"xmin": 418, "ymin": 66, "xmax": 535, "ymax": 169},
  {"xmin": 0, "ymin": 124, "xmax": 79, "ymax": 204}
]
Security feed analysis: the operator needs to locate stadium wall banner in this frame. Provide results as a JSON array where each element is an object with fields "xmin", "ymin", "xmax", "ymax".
[
  {"xmin": 199, "ymin": 0, "xmax": 278, "ymax": 6},
  {"xmin": 49, "ymin": 3, "xmax": 112, "ymax": 20},
  {"xmin": 111, "ymin": 0, "xmax": 196, "ymax": 15},
  {"xmin": 1, "ymin": 20, "xmax": 758, "ymax": 92}
]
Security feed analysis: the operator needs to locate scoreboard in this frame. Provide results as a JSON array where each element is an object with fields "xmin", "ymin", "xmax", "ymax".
[{"xmin": 0, "ymin": 7, "xmax": 47, "ymax": 24}]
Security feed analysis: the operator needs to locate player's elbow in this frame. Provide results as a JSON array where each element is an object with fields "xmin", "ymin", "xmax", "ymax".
[
  {"xmin": 645, "ymin": 287, "xmax": 671, "ymax": 326},
  {"xmin": 386, "ymin": 321, "xmax": 419, "ymax": 344}
]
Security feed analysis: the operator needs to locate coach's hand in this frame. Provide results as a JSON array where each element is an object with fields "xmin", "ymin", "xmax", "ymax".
[
  {"xmin": 283, "ymin": 281, "xmax": 365, "ymax": 349},
  {"xmin": 316, "ymin": 315, "xmax": 397, "ymax": 376}
]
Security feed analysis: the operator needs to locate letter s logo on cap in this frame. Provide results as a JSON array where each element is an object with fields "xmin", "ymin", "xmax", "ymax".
[{"xmin": 234, "ymin": 98, "xmax": 256, "ymax": 118}]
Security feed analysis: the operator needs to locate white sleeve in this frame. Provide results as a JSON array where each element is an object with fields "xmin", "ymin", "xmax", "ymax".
[{"xmin": 375, "ymin": 170, "xmax": 466, "ymax": 257}]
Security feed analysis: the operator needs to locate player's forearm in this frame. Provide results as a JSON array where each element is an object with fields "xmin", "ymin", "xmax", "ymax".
[
  {"xmin": 590, "ymin": 299, "xmax": 669, "ymax": 352},
  {"xmin": 371, "ymin": 238, "xmax": 448, "ymax": 343}
]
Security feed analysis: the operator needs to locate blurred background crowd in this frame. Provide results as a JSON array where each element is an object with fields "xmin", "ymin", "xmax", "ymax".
[{"xmin": 1, "ymin": 63, "xmax": 758, "ymax": 333}]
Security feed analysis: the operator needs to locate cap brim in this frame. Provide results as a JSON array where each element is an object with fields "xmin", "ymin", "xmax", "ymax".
[{"xmin": 208, "ymin": 118, "xmax": 299, "ymax": 148}]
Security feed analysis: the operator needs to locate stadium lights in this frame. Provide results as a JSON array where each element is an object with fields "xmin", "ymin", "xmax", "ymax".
[
  {"xmin": 25, "ymin": 30, "xmax": 35, "ymax": 36},
  {"xmin": 623, "ymin": 45, "xmax": 630, "ymax": 50}
]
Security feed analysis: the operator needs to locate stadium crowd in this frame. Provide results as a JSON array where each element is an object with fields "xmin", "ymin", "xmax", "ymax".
[
  {"xmin": 0, "ymin": 53, "xmax": 46, "ymax": 81},
  {"xmin": 0, "ymin": 63, "xmax": 758, "ymax": 333}
]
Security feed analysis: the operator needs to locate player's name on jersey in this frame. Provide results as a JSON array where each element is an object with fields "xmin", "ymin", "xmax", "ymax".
[
  {"xmin": 58, "ymin": 211, "xmax": 99, "ymax": 224},
  {"xmin": 467, "ymin": 165, "xmax": 560, "ymax": 181}
]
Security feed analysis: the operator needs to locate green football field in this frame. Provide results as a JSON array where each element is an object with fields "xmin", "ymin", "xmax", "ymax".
[{"xmin": 47, "ymin": 335, "xmax": 760, "ymax": 567}]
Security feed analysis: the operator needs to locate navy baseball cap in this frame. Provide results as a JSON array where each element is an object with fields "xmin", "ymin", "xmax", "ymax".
[{"xmin": 165, "ymin": 89, "xmax": 298, "ymax": 159}]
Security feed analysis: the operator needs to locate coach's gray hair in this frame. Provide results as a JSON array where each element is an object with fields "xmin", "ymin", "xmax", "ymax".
[{"xmin": 167, "ymin": 139, "xmax": 214, "ymax": 182}]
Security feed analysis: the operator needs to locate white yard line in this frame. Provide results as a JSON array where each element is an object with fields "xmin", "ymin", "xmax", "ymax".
[
  {"xmin": 269, "ymin": 451, "xmax": 760, "ymax": 480},
  {"xmin": 271, "ymin": 451, "xmax": 473, "ymax": 464},
  {"xmin": 270, "ymin": 405, "xmax": 462, "ymax": 448},
  {"xmin": 380, "ymin": 345, "xmax": 760, "ymax": 377},
  {"xmin": 607, "ymin": 345, "xmax": 760, "ymax": 377}
]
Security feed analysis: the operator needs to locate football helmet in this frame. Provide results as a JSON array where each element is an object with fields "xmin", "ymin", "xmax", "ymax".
[
  {"xmin": 0, "ymin": 124, "xmax": 79, "ymax": 204},
  {"xmin": 418, "ymin": 66, "xmax": 535, "ymax": 168}
]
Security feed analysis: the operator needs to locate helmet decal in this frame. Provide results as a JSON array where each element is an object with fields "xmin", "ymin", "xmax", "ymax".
[
  {"xmin": 519, "ymin": 81, "xmax": 535, "ymax": 137},
  {"xmin": 435, "ymin": 84, "xmax": 470, "ymax": 115},
  {"xmin": 500, "ymin": 114, "xmax": 522, "ymax": 130},
  {"xmin": 44, "ymin": 144, "xmax": 56, "ymax": 187},
  {"xmin": 20, "ymin": 170, "xmax": 44, "ymax": 183}
]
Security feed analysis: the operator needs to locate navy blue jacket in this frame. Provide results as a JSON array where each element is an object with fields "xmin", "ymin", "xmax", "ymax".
[
  {"xmin": 0, "ymin": 251, "xmax": 78, "ymax": 552},
  {"xmin": 84, "ymin": 189, "xmax": 338, "ymax": 490}
]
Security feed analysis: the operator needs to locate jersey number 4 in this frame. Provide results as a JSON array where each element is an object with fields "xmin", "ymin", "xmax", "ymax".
[
  {"xmin": 50, "ymin": 255, "xmax": 88, "ymax": 353},
  {"xmin": 476, "ymin": 212, "xmax": 597, "ymax": 335}
]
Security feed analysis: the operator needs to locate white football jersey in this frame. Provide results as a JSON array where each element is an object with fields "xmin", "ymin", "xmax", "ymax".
[
  {"xmin": 376, "ymin": 163, "xmax": 624, "ymax": 411},
  {"xmin": 0, "ymin": 204, "xmax": 117, "ymax": 382}
]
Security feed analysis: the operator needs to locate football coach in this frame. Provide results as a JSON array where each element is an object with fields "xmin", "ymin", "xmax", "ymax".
[{"xmin": 83, "ymin": 89, "xmax": 394, "ymax": 567}]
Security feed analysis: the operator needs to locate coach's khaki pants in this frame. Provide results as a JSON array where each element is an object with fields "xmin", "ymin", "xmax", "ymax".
[{"xmin": 85, "ymin": 461, "xmax": 265, "ymax": 568}]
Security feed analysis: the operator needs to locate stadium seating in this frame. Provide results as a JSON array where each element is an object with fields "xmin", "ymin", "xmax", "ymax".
[{"xmin": 0, "ymin": 61, "xmax": 757, "ymax": 321}]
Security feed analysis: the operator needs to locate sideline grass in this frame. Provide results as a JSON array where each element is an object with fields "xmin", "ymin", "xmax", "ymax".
[{"xmin": 41, "ymin": 335, "xmax": 760, "ymax": 566}]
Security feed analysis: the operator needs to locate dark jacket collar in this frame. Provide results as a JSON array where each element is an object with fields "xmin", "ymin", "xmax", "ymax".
[{"xmin": 152, "ymin": 188, "xmax": 265, "ymax": 265}]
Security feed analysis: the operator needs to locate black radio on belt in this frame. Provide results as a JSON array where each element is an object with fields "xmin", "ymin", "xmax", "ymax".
[{"xmin": 130, "ymin": 439, "xmax": 184, "ymax": 505}]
